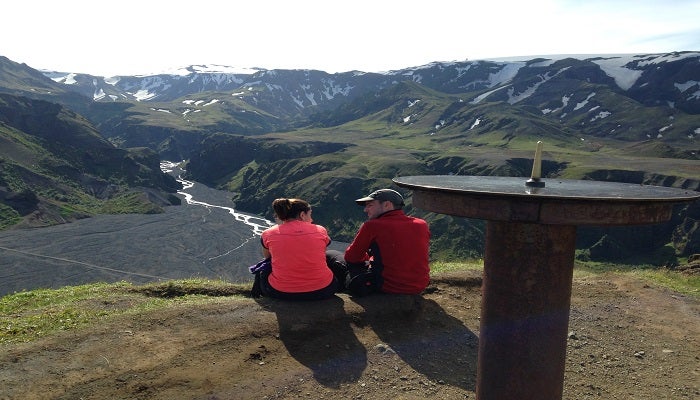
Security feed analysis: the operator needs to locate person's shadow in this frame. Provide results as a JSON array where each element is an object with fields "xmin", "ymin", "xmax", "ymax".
[
  {"xmin": 351, "ymin": 293, "xmax": 478, "ymax": 391},
  {"xmin": 255, "ymin": 296, "xmax": 366, "ymax": 388}
]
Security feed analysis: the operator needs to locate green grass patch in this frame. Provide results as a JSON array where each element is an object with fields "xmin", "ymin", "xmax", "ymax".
[
  {"xmin": 430, "ymin": 259, "xmax": 484, "ymax": 274},
  {"xmin": 575, "ymin": 261, "xmax": 700, "ymax": 297},
  {"xmin": 98, "ymin": 192, "xmax": 163, "ymax": 214},
  {"xmin": 0, "ymin": 279, "xmax": 249, "ymax": 344},
  {"xmin": 0, "ymin": 203, "xmax": 21, "ymax": 229},
  {"xmin": 3, "ymin": 264, "xmax": 697, "ymax": 345},
  {"xmin": 134, "ymin": 278, "xmax": 249, "ymax": 298},
  {"xmin": 632, "ymin": 268, "xmax": 700, "ymax": 297},
  {"xmin": 432, "ymin": 259, "xmax": 699, "ymax": 299}
]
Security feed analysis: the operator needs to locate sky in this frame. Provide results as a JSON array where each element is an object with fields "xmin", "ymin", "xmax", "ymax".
[{"xmin": 3, "ymin": 0, "xmax": 699, "ymax": 77}]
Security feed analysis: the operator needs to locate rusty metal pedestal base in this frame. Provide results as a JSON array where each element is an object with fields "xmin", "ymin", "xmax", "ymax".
[{"xmin": 477, "ymin": 222, "xmax": 576, "ymax": 400}]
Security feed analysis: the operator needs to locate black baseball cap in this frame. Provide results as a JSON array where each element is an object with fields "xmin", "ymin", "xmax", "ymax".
[{"xmin": 355, "ymin": 189, "xmax": 405, "ymax": 207}]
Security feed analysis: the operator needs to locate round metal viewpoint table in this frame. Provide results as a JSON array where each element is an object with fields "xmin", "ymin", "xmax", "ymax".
[{"xmin": 393, "ymin": 175, "xmax": 700, "ymax": 400}]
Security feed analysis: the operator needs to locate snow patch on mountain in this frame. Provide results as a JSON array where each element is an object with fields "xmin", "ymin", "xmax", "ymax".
[
  {"xmin": 321, "ymin": 79, "xmax": 353, "ymax": 100},
  {"xmin": 658, "ymin": 124, "xmax": 673, "ymax": 133},
  {"xmin": 104, "ymin": 76, "xmax": 120, "ymax": 85},
  {"xmin": 94, "ymin": 88, "xmax": 106, "ymax": 101},
  {"xmin": 507, "ymin": 68, "xmax": 569, "ymax": 104},
  {"xmin": 132, "ymin": 89, "xmax": 157, "ymax": 101},
  {"xmin": 46, "ymin": 72, "xmax": 78, "ymax": 85},
  {"xmin": 291, "ymin": 94, "xmax": 304, "ymax": 108},
  {"xmin": 470, "ymin": 85, "xmax": 510, "ymax": 104},
  {"xmin": 574, "ymin": 93, "xmax": 596, "ymax": 111},
  {"xmin": 675, "ymin": 80, "xmax": 700, "ymax": 100},
  {"xmin": 488, "ymin": 62, "xmax": 525, "ymax": 88},
  {"xmin": 634, "ymin": 52, "xmax": 700, "ymax": 66},
  {"xmin": 146, "ymin": 64, "xmax": 260, "ymax": 77},
  {"xmin": 528, "ymin": 59, "xmax": 558, "ymax": 68},
  {"xmin": 299, "ymin": 84, "xmax": 317, "ymax": 106},
  {"xmin": 591, "ymin": 56, "xmax": 643, "ymax": 90},
  {"xmin": 590, "ymin": 110, "xmax": 611, "ymax": 122},
  {"xmin": 454, "ymin": 64, "xmax": 473, "ymax": 77},
  {"xmin": 470, "ymin": 118, "xmax": 481, "ymax": 130},
  {"xmin": 112, "ymin": 76, "xmax": 171, "ymax": 101}
]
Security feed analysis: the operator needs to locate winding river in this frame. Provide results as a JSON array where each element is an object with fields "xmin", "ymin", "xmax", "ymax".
[
  {"xmin": 161, "ymin": 161, "xmax": 274, "ymax": 238},
  {"xmin": 0, "ymin": 162, "xmax": 277, "ymax": 296}
]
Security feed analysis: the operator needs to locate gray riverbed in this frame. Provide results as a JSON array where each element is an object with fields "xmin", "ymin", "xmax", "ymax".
[{"xmin": 0, "ymin": 165, "xmax": 348, "ymax": 296}]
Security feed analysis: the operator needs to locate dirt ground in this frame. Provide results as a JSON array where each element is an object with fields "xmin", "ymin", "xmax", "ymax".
[{"xmin": 1, "ymin": 270, "xmax": 698, "ymax": 400}]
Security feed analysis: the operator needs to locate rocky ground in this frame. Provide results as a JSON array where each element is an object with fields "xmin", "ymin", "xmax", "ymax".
[{"xmin": 0, "ymin": 270, "xmax": 698, "ymax": 400}]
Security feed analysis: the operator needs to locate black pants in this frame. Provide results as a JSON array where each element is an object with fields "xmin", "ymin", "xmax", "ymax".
[
  {"xmin": 325, "ymin": 249, "xmax": 349, "ymax": 290},
  {"xmin": 344, "ymin": 244, "xmax": 384, "ymax": 297}
]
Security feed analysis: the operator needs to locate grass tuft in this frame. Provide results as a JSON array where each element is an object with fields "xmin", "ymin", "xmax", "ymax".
[
  {"xmin": 2, "ymin": 263, "xmax": 697, "ymax": 345},
  {"xmin": 0, "ymin": 279, "xmax": 249, "ymax": 344}
]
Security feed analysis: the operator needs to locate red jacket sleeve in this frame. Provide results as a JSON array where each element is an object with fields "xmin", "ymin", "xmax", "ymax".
[{"xmin": 344, "ymin": 222, "xmax": 373, "ymax": 263}]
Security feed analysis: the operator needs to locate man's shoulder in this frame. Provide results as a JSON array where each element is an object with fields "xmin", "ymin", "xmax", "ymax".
[
  {"xmin": 405, "ymin": 216, "xmax": 429, "ymax": 230},
  {"xmin": 372, "ymin": 211, "xmax": 427, "ymax": 225},
  {"xmin": 394, "ymin": 213, "xmax": 429, "ymax": 231},
  {"xmin": 408, "ymin": 215, "xmax": 428, "ymax": 224},
  {"xmin": 391, "ymin": 210, "xmax": 425, "ymax": 222}
]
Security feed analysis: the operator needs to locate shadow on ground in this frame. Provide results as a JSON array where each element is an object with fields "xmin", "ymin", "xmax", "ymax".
[
  {"xmin": 255, "ymin": 296, "xmax": 367, "ymax": 388},
  {"xmin": 352, "ymin": 293, "xmax": 478, "ymax": 391},
  {"xmin": 255, "ymin": 291, "xmax": 478, "ymax": 391}
]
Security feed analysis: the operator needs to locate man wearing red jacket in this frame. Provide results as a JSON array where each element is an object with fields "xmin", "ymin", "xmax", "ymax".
[{"xmin": 344, "ymin": 189, "xmax": 431, "ymax": 296}]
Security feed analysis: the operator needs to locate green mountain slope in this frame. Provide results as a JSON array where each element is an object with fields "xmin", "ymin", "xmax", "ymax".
[
  {"xmin": 184, "ymin": 81, "xmax": 700, "ymax": 263},
  {"xmin": 0, "ymin": 93, "xmax": 181, "ymax": 229},
  {"xmin": 1, "ymin": 53, "xmax": 698, "ymax": 263}
]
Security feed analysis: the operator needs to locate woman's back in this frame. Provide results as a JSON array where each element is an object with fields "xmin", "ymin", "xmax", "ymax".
[{"xmin": 262, "ymin": 220, "xmax": 333, "ymax": 293}]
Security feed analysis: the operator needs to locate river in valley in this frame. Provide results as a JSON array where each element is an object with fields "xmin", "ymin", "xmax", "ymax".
[{"xmin": 0, "ymin": 162, "xmax": 346, "ymax": 296}]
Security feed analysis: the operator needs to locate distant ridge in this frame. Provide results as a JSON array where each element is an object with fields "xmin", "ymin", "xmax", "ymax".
[{"xmin": 0, "ymin": 51, "xmax": 698, "ymax": 266}]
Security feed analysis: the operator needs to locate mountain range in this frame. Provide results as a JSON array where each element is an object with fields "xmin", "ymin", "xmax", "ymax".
[{"xmin": 0, "ymin": 52, "xmax": 698, "ymax": 264}]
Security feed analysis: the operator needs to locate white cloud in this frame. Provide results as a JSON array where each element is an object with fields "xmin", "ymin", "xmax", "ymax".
[{"xmin": 1, "ymin": 0, "xmax": 698, "ymax": 76}]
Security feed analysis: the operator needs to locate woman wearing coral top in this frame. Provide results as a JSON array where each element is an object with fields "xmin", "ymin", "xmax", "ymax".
[{"xmin": 258, "ymin": 198, "xmax": 346, "ymax": 300}]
